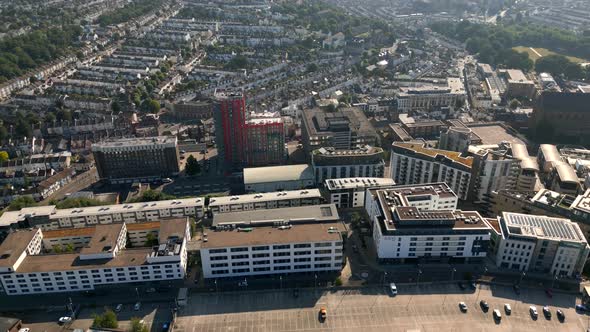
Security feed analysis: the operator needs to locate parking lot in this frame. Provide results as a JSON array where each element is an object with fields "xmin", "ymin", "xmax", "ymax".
[{"xmin": 175, "ymin": 283, "xmax": 588, "ymax": 332}]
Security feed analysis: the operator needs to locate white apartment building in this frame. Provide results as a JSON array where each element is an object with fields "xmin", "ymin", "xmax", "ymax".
[
  {"xmin": 396, "ymin": 78, "xmax": 466, "ymax": 112},
  {"xmin": 200, "ymin": 204, "xmax": 344, "ymax": 279},
  {"xmin": 493, "ymin": 212, "xmax": 589, "ymax": 277},
  {"xmin": 0, "ymin": 218, "xmax": 190, "ymax": 295},
  {"xmin": 371, "ymin": 186, "xmax": 493, "ymax": 263},
  {"xmin": 0, "ymin": 197, "xmax": 205, "ymax": 231},
  {"xmin": 365, "ymin": 183, "xmax": 459, "ymax": 223},
  {"xmin": 325, "ymin": 177, "xmax": 395, "ymax": 208},
  {"xmin": 468, "ymin": 144, "xmax": 521, "ymax": 203},
  {"xmin": 208, "ymin": 189, "xmax": 322, "ymax": 214},
  {"xmin": 390, "ymin": 142, "xmax": 473, "ymax": 200}
]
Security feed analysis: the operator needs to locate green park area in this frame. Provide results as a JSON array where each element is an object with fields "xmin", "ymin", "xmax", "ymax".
[{"xmin": 512, "ymin": 46, "xmax": 588, "ymax": 64}]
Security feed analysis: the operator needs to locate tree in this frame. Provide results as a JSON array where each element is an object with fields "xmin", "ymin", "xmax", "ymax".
[
  {"xmin": 144, "ymin": 99, "xmax": 160, "ymax": 114},
  {"xmin": 185, "ymin": 155, "xmax": 201, "ymax": 176},
  {"xmin": 64, "ymin": 243, "xmax": 75, "ymax": 253},
  {"xmin": 509, "ymin": 99, "xmax": 520, "ymax": 110},
  {"xmin": 350, "ymin": 212, "xmax": 362, "ymax": 228},
  {"xmin": 52, "ymin": 245, "xmax": 63, "ymax": 253},
  {"xmin": 92, "ymin": 310, "xmax": 118, "ymax": 329},
  {"xmin": 131, "ymin": 189, "xmax": 175, "ymax": 202},
  {"xmin": 0, "ymin": 151, "xmax": 8, "ymax": 163},
  {"xmin": 145, "ymin": 232, "xmax": 158, "ymax": 246},
  {"xmin": 129, "ymin": 317, "xmax": 148, "ymax": 332},
  {"xmin": 7, "ymin": 196, "xmax": 36, "ymax": 211}
]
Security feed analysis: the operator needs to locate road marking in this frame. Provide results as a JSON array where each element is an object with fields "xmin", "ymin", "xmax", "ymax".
[{"xmin": 529, "ymin": 47, "xmax": 542, "ymax": 58}]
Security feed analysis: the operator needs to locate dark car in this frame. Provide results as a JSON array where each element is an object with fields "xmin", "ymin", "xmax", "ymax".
[
  {"xmin": 543, "ymin": 306, "xmax": 551, "ymax": 319},
  {"xmin": 556, "ymin": 309, "xmax": 565, "ymax": 321},
  {"xmin": 480, "ymin": 300, "xmax": 489, "ymax": 312},
  {"xmin": 458, "ymin": 282, "xmax": 466, "ymax": 290},
  {"xmin": 576, "ymin": 304, "xmax": 589, "ymax": 312},
  {"xmin": 513, "ymin": 284, "xmax": 521, "ymax": 295}
]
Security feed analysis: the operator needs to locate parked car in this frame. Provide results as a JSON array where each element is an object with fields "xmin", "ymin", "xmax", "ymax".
[
  {"xmin": 480, "ymin": 300, "xmax": 489, "ymax": 312},
  {"xmin": 389, "ymin": 282, "xmax": 397, "ymax": 296},
  {"xmin": 115, "ymin": 304, "xmax": 123, "ymax": 312},
  {"xmin": 18, "ymin": 328, "xmax": 30, "ymax": 332},
  {"xmin": 556, "ymin": 309, "xmax": 565, "ymax": 321},
  {"xmin": 459, "ymin": 302, "xmax": 468, "ymax": 312},
  {"xmin": 493, "ymin": 309, "xmax": 502, "ymax": 321},
  {"xmin": 58, "ymin": 317, "xmax": 72, "ymax": 324},
  {"xmin": 319, "ymin": 307, "xmax": 327, "ymax": 321},
  {"xmin": 504, "ymin": 303, "xmax": 511, "ymax": 315},
  {"xmin": 576, "ymin": 304, "xmax": 589, "ymax": 312},
  {"xmin": 530, "ymin": 306, "xmax": 538, "ymax": 318},
  {"xmin": 543, "ymin": 306, "xmax": 551, "ymax": 319},
  {"xmin": 134, "ymin": 302, "xmax": 141, "ymax": 311}
]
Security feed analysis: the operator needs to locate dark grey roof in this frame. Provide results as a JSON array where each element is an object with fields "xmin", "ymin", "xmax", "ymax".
[{"xmin": 540, "ymin": 91, "xmax": 590, "ymax": 113}]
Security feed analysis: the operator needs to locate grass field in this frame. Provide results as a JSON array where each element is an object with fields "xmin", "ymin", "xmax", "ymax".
[{"xmin": 513, "ymin": 46, "xmax": 588, "ymax": 63}]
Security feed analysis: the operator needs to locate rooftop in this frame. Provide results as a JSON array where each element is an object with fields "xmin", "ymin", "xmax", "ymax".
[
  {"xmin": 392, "ymin": 142, "xmax": 473, "ymax": 168},
  {"xmin": 243, "ymin": 164, "xmax": 313, "ymax": 184},
  {"xmin": 0, "ymin": 229, "xmax": 38, "ymax": 268},
  {"xmin": 92, "ymin": 136, "xmax": 177, "ymax": 149},
  {"xmin": 213, "ymin": 204, "xmax": 339, "ymax": 227},
  {"xmin": 552, "ymin": 161, "xmax": 579, "ymax": 184},
  {"xmin": 208, "ymin": 189, "xmax": 321, "ymax": 207},
  {"xmin": 325, "ymin": 177, "xmax": 395, "ymax": 191},
  {"xmin": 501, "ymin": 212, "xmax": 586, "ymax": 243},
  {"xmin": 302, "ymin": 107, "xmax": 376, "ymax": 138},
  {"xmin": 539, "ymin": 144, "xmax": 561, "ymax": 163},
  {"xmin": 80, "ymin": 224, "xmax": 125, "ymax": 255},
  {"xmin": 465, "ymin": 123, "xmax": 525, "ymax": 146},
  {"xmin": 572, "ymin": 189, "xmax": 590, "ymax": 214},
  {"xmin": 201, "ymin": 222, "xmax": 344, "ymax": 249}
]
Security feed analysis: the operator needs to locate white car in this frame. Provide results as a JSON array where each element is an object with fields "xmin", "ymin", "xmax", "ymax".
[
  {"xmin": 134, "ymin": 302, "xmax": 141, "ymax": 311},
  {"xmin": 504, "ymin": 303, "xmax": 512, "ymax": 314},
  {"xmin": 459, "ymin": 302, "xmax": 468, "ymax": 312},
  {"xmin": 389, "ymin": 282, "xmax": 397, "ymax": 296},
  {"xmin": 493, "ymin": 309, "xmax": 502, "ymax": 320},
  {"xmin": 58, "ymin": 317, "xmax": 72, "ymax": 324},
  {"xmin": 115, "ymin": 304, "xmax": 123, "ymax": 312},
  {"xmin": 530, "ymin": 306, "xmax": 538, "ymax": 318},
  {"xmin": 18, "ymin": 328, "xmax": 30, "ymax": 332}
]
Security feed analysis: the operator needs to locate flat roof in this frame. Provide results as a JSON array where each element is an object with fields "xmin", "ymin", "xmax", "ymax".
[
  {"xmin": 201, "ymin": 222, "xmax": 344, "ymax": 249},
  {"xmin": 571, "ymin": 189, "xmax": 590, "ymax": 214},
  {"xmin": 539, "ymin": 144, "xmax": 561, "ymax": 163},
  {"xmin": 325, "ymin": 177, "xmax": 395, "ymax": 190},
  {"xmin": 80, "ymin": 224, "xmax": 125, "ymax": 255},
  {"xmin": 393, "ymin": 142, "xmax": 473, "ymax": 168},
  {"xmin": 92, "ymin": 136, "xmax": 176, "ymax": 149},
  {"xmin": 159, "ymin": 218, "xmax": 188, "ymax": 242},
  {"xmin": 501, "ymin": 212, "xmax": 587, "ymax": 243},
  {"xmin": 43, "ymin": 227, "xmax": 96, "ymax": 239},
  {"xmin": 209, "ymin": 189, "xmax": 321, "ymax": 207},
  {"xmin": 243, "ymin": 164, "xmax": 313, "ymax": 184},
  {"xmin": 466, "ymin": 123, "xmax": 525, "ymax": 146},
  {"xmin": 0, "ymin": 230, "xmax": 38, "ymax": 267},
  {"xmin": 213, "ymin": 204, "xmax": 339, "ymax": 227}
]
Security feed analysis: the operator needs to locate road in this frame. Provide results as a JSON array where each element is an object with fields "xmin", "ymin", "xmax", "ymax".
[{"xmin": 176, "ymin": 283, "xmax": 587, "ymax": 332}]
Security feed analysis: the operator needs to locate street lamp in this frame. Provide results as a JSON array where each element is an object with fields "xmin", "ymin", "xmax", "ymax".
[
  {"xmin": 214, "ymin": 279, "xmax": 218, "ymax": 292},
  {"xmin": 280, "ymin": 275, "xmax": 283, "ymax": 289},
  {"xmin": 416, "ymin": 269, "xmax": 422, "ymax": 286},
  {"xmin": 551, "ymin": 275, "xmax": 559, "ymax": 289},
  {"xmin": 451, "ymin": 268, "xmax": 457, "ymax": 282},
  {"xmin": 519, "ymin": 271, "xmax": 526, "ymax": 285},
  {"xmin": 314, "ymin": 274, "xmax": 318, "ymax": 289},
  {"xmin": 383, "ymin": 271, "xmax": 388, "ymax": 285}
]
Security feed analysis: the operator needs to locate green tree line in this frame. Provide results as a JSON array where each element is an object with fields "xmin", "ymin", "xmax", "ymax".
[{"xmin": 97, "ymin": 0, "xmax": 164, "ymax": 27}]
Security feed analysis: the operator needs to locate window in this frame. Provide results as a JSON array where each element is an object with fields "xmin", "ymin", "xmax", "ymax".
[
  {"xmin": 315, "ymin": 257, "xmax": 331, "ymax": 261},
  {"xmin": 231, "ymin": 254, "xmax": 249, "ymax": 260},
  {"xmin": 232, "ymin": 268, "xmax": 249, "ymax": 273},
  {"xmin": 315, "ymin": 250, "xmax": 331, "ymax": 255},
  {"xmin": 273, "ymin": 244, "xmax": 290, "ymax": 250},
  {"xmin": 294, "ymin": 264, "xmax": 311, "ymax": 269},
  {"xmin": 252, "ymin": 260, "xmax": 270, "ymax": 265},
  {"xmin": 314, "ymin": 242, "xmax": 331, "ymax": 247},
  {"xmin": 210, "ymin": 249, "xmax": 227, "ymax": 254},
  {"xmin": 294, "ymin": 257, "xmax": 311, "ymax": 262},
  {"xmin": 252, "ymin": 253, "xmax": 269, "ymax": 258},
  {"xmin": 232, "ymin": 261, "xmax": 249, "ymax": 266},
  {"xmin": 273, "ymin": 252, "xmax": 290, "ymax": 257},
  {"xmin": 314, "ymin": 264, "xmax": 331, "ymax": 268},
  {"xmin": 294, "ymin": 251, "xmax": 311, "ymax": 256},
  {"xmin": 252, "ymin": 246, "xmax": 269, "ymax": 251},
  {"xmin": 274, "ymin": 266, "xmax": 290, "ymax": 271},
  {"xmin": 253, "ymin": 267, "xmax": 271, "ymax": 272},
  {"xmin": 294, "ymin": 243, "xmax": 311, "ymax": 248},
  {"xmin": 273, "ymin": 259, "xmax": 290, "ymax": 264},
  {"xmin": 211, "ymin": 263, "xmax": 228, "ymax": 268},
  {"xmin": 230, "ymin": 247, "xmax": 248, "ymax": 252}
]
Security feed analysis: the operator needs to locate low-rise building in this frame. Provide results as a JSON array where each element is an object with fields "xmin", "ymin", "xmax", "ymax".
[
  {"xmin": 548, "ymin": 161, "xmax": 581, "ymax": 196},
  {"xmin": 390, "ymin": 142, "xmax": 473, "ymax": 200},
  {"xmin": 0, "ymin": 218, "xmax": 190, "ymax": 295},
  {"xmin": 208, "ymin": 189, "xmax": 322, "ymax": 214},
  {"xmin": 200, "ymin": 204, "xmax": 345, "ymax": 279},
  {"xmin": 0, "ymin": 197, "xmax": 204, "ymax": 232},
  {"xmin": 499, "ymin": 69, "xmax": 536, "ymax": 99},
  {"xmin": 492, "ymin": 212, "xmax": 589, "ymax": 277},
  {"xmin": 324, "ymin": 177, "xmax": 395, "ymax": 208},
  {"xmin": 243, "ymin": 164, "xmax": 315, "ymax": 193},
  {"xmin": 370, "ymin": 185, "xmax": 492, "ymax": 263},
  {"xmin": 396, "ymin": 78, "xmax": 466, "ymax": 112}
]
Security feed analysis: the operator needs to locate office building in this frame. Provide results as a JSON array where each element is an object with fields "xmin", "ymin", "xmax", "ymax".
[
  {"xmin": 492, "ymin": 212, "xmax": 589, "ymax": 277},
  {"xmin": 213, "ymin": 90, "xmax": 248, "ymax": 168},
  {"xmin": 208, "ymin": 189, "xmax": 322, "ymax": 214},
  {"xmin": 0, "ymin": 218, "xmax": 190, "ymax": 295},
  {"xmin": 243, "ymin": 164, "xmax": 315, "ymax": 193},
  {"xmin": 312, "ymin": 146, "xmax": 385, "ymax": 183},
  {"xmin": 533, "ymin": 91, "xmax": 590, "ymax": 143},
  {"xmin": 325, "ymin": 177, "xmax": 395, "ymax": 208},
  {"xmin": 200, "ymin": 204, "xmax": 344, "ymax": 279},
  {"xmin": 0, "ymin": 197, "xmax": 205, "ymax": 232},
  {"xmin": 390, "ymin": 142, "xmax": 473, "ymax": 200},
  {"xmin": 301, "ymin": 107, "xmax": 378, "ymax": 156},
  {"xmin": 499, "ymin": 69, "xmax": 536, "ymax": 99},
  {"xmin": 370, "ymin": 185, "xmax": 492, "ymax": 263},
  {"xmin": 396, "ymin": 78, "xmax": 466, "ymax": 112},
  {"xmin": 92, "ymin": 136, "xmax": 180, "ymax": 184}
]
